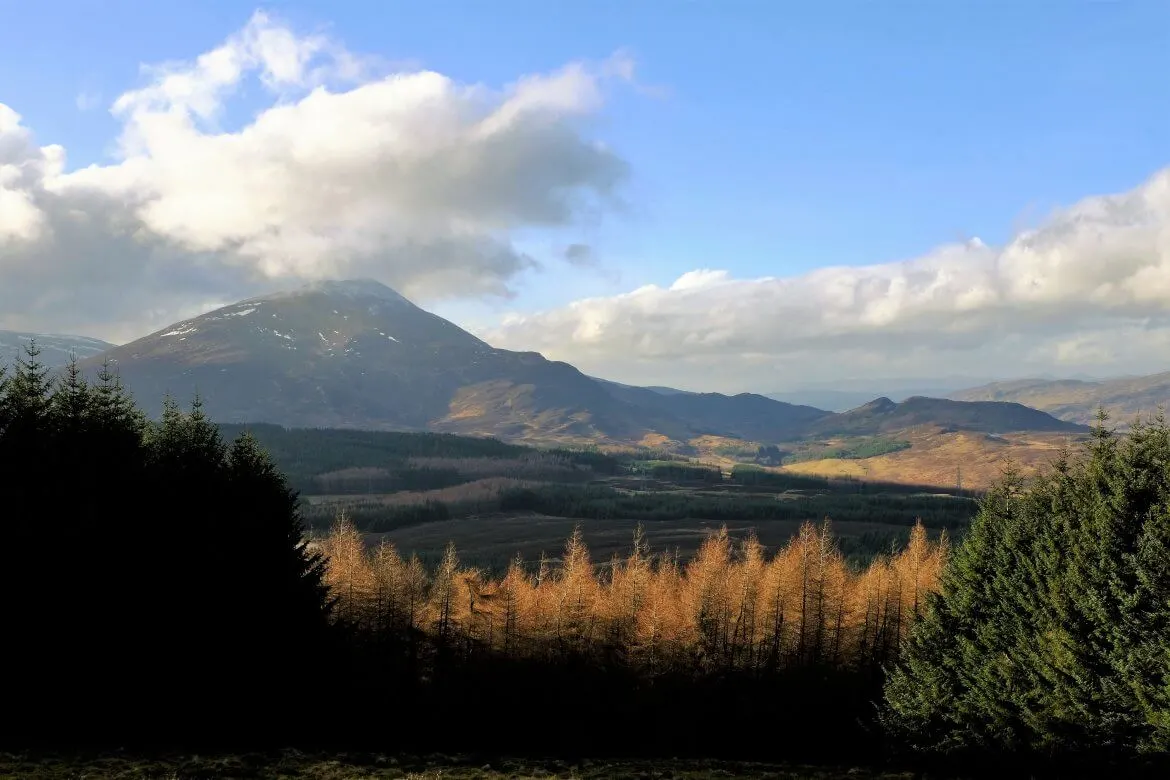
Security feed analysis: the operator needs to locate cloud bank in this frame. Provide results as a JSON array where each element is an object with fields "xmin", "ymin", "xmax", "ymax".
[
  {"xmin": 0, "ymin": 11, "xmax": 630, "ymax": 342},
  {"xmin": 5, "ymin": 9, "xmax": 1170, "ymax": 391},
  {"xmin": 487, "ymin": 169, "xmax": 1170, "ymax": 391}
]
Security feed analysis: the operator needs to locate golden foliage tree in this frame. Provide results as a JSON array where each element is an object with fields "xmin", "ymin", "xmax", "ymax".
[{"xmin": 320, "ymin": 517, "xmax": 948, "ymax": 673}]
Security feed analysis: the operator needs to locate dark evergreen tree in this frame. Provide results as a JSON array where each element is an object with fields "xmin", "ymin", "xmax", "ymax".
[
  {"xmin": 880, "ymin": 468, "xmax": 1036, "ymax": 754},
  {"xmin": 0, "ymin": 342, "xmax": 336, "ymax": 748},
  {"xmin": 883, "ymin": 409, "xmax": 1170, "ymax": 764}
]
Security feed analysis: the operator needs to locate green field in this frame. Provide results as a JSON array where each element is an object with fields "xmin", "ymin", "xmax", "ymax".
[{"xmin": 224, "ymin": 424, "xmax": 977, "ymax": 570}]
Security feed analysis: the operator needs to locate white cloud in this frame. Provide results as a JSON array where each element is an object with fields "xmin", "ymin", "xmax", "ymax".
[
  {"xmin": 486, "ymin": 168, "xmax": 1170, "ymax": 391},
  {"xmin": 0, "ymin": 10, "xmax": 630, "ymax": 342}
]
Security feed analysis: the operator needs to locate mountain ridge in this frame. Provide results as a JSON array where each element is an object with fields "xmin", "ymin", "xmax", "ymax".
[
  {"xmin": 0, "ymin": 330, "xmax": 115, "ymax": 370},
  {"xmin": 63, "ymin": 278, "xmax": 1084, "ymax": 447},
  {"xmin": 808, "ymin": 395, "xmax": 1086, "ymax": 436},
  {"xmin": 950, "ymin": 373, "xmax": 1170, "ymax": 426}
]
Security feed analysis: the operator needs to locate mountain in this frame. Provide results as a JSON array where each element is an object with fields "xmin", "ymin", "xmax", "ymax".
[
  {"xmin": 950, "ymin": 373, "xmax": 1170, "ymax": 426},
  {"xmin": 0, "ymin": 331, "xmax": 114, "ymax": 370},
  {"xmin": 81, "ymin": 279, "xmax": 819, "ymax": 445},
  {"xmin": 806, "ymin": 396, "xmax": 1088, "ymax": 437},
  {"xmin": 591, "ymin": 377, "xmax": 693, "ymax": 396},
  {"xmin": 596, "ymin": 381, "xmax": 831, "ymax": 442},
  {"xmin": 79, "ymin": 278, "xmax": 1084, "ymax": 448},
  {"xmin": 644, "ymin": 385, "xmax": 694, "ymax": 396}
]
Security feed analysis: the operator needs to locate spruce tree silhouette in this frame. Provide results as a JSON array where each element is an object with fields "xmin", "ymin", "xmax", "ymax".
[{"xmin": 0, "ymin": 341, "xmax": 334, "ymax": 749}]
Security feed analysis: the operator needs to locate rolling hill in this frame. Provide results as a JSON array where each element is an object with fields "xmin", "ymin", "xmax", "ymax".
[
  {"xmin": 1, "ymin": 331, "xmax": 114, "ymax": 370},
  {"xmin": 782, "ymin": 425, "xmax": 1087, "ymax": 490},
  {"xmin": 808, "ymin": 396, "xmax": 1087, "ymax": 437},
  {"xmin": 950, "ymin": 374, "xmax": 1170, "ymax": 426}
]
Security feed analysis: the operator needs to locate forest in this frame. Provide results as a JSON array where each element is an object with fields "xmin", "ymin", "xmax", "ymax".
[
  {"xmin": 227, "ymin": 421, "xmax": 980, "ymax": 570},
  {"xmin": 320, "ymin": 514, "xmax": 947, "ymax": 689},
  {"xmin": 4, "ymin": 341, "xmax": 1170, "ymax": 776}
]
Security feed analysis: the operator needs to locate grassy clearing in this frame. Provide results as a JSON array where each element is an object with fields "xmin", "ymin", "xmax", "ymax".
[{"xmin": 0, "ymin": 751, "xmax": 947, "ymax": 779}]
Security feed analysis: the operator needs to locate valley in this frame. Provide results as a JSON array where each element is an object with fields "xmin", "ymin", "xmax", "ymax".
[
  {"xmin": 3, "ymin": 278, "xmax": 1122, "ymax": 569},
  {"xmin": 3, "ymin": 277, "xmax": 1089, "ymax": 504},
  {"xmin": 8, "ymin": 6, "xmax": 1170, "ymax": 770},
  {"xmin": 225, "ymin": 423, "xmax": 975, "ymax": 567}
]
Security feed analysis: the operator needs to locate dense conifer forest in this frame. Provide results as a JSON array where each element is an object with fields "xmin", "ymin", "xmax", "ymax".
[
  {"xmin": 0, "ymin": 345, "xmax": 333, "ymax": 747},
  {"xmin": 6, "ymin": 340, "xmax": 1170, "ymax": 775}
]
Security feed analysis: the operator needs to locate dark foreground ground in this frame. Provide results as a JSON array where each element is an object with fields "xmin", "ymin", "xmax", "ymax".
[{"xmin": 0, "ymin": 751, "xmax": 958, "ymax": 780}]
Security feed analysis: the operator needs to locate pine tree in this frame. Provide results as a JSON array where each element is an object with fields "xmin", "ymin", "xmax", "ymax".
[
  {"xmin": 884, "ymin": 411, "xmax": 1170, "ymax": 760},
  {"xmin": 882, "ymin": 468, "xmax": 1036, "ymax": 754},
  {"xmin": 2, "ymin": 352, "xmax": 341, "ymax": 745}
]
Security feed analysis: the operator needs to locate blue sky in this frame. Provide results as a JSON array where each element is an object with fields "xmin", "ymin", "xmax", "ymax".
[{"xmin": 3, "ymin": 2, "xmax": 1170, "ymax": 390}]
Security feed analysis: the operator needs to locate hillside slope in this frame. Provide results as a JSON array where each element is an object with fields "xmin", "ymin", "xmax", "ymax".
[
  {"xmin": 783, "ymin": 426, "xmax": 1085, "ymax": 490},
  {"xmin": 951, "ymin": 374, "xmax": 1170, "ymax": 426},
  {"xmin": 82, "ymin": 280, "xmax": 821, "ymax": 446},
  {"xmin": 808, "ymin": 396, "xmax": 1087, "ymax": 436},
  {"xmin": 1, "ymin": 331, "xmax": 114, "ymax": 370}
]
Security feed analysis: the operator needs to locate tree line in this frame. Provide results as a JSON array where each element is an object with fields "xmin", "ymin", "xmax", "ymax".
[
  {"xmin": 0, "ymin": 344, "xmax": 334, "ymax": 747},
  {"xmin": 321, "ymin": 516, "xmax": 947, "ymax": 677},
  {"xmin": 317, "ymin": 514, "xmax": 948, "ymax": 758},
  {"xmin": 216, "ymin": 422, "xmax": 623, "ymax": 494},
  {"xmin": 302, "ymin": 481, "xmax": 976, "ymax": 558}
]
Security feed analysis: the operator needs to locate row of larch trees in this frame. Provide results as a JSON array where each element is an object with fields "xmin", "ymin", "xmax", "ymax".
[{"xmin": 319, "ymin": 515, "xmax": 948, "ymax": 675}]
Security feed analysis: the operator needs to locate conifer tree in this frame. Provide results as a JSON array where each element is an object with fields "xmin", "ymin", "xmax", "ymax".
[
  {"xmin": 884, "ymin": 411, "xmax": 1170, "ymax": 760},
  {"xmin": 433, "ymin": 541, "xmax": 460, "ymax": 648},
  {"xmin": 2, "ymin": 347, "xmax": 338, "ymax": 745}
]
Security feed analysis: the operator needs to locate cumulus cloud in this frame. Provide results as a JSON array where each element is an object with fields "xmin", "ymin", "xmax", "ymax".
[
  {"xmin": 0, "ymin": 10, "xmax": 630, "ymax": 341},
  {"xmin": 486, "ymin": 169, "xmax": 1170, "ymax": 391}
]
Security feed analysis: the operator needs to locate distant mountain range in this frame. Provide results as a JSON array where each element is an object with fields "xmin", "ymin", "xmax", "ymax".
[
  {"xmin": 766, "ymin": 389, "xmax": 904, "ymax": 413},
  {"xmin": 47, "ymin": 278, "xmax": 1079, "ymax": 448},
  {"xmin": 950, "ymin": 375, "xmax": 1170, "ymax": 427},
  {"xmin": 0, "ymin": 331, "xmax": 114, "ymax": 370},
  {"xmin": 766, "ymin": 382, "xmax": 1002, "ymax": 413},
  {"xmin": 805, "ymin": 396, "xmax": 1083, "ymax": 436}
]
